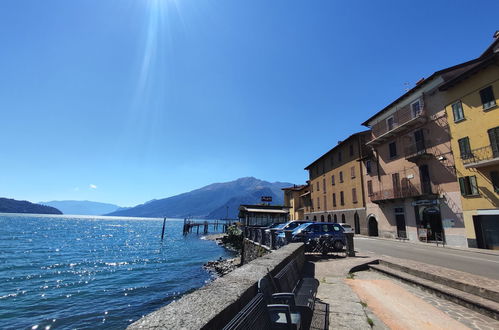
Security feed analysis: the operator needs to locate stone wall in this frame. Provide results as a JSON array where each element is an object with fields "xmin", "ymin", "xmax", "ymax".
[
  {"xmin": 127, "ymin": 243, "xmax": 305, "ymax": 330},
  {"xmin": 241, "ymin": 238, "xmax": 270, "ymax": 264}
]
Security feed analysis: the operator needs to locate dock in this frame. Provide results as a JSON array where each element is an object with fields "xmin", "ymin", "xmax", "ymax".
[{"xmin": 182, "ymin": 218, "xmax": 237, "ymax": 235}]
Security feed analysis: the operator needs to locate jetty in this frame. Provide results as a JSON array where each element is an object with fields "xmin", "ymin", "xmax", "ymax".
[{"xmin": 182, "ymin": 218, "xmax": 237, "ymax": 235}]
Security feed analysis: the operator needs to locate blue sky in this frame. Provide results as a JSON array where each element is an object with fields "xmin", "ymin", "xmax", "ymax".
[{"xmin": 0, "ymin": 0, "xmax": 497, "ymax": 206}]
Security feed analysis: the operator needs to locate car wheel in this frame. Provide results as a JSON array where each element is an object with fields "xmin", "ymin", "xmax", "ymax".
[{"xmin": 333, "ymin": 240, "xmax": 344, "ymax": 251}]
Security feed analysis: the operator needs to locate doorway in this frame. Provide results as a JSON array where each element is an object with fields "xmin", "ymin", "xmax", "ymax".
[
  {"xmin": 368, "ymin": 217, "xmax": 378, "ymax": 236},
  {"xmin": 395, "ymin": 207, "xmax": 406, "ymax": 238},
  {"xmin": 354, "ymin": 212, "xmax": 360, "ymax": 234},
  {"xmin": 422, "ymin": 207, "xmax": 444, "ymax": 242}
]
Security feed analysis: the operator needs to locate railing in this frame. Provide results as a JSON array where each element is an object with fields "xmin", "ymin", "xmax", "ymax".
[
  {"xmin": 404, "ymin": 139, "xmax": 432, "ymax": 159},
  {"xmin": 369, "ymin": 103, "xmax": 426, "ymax": 142},
  {"xmin": 244, "ymin": 226, "xmax": 279, "ymax": 249},
  {"xmin": 370, "ymin": 182, "xmax": 437, "ymax": 202},
  {"xmin": 462, "ymin": 144, "xmax": 499, "ymax": 167}
]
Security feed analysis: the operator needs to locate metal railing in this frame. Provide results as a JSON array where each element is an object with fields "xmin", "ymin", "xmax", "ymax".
[
  {"xmin": 371, "ymin": 182, "xmax": 437, "ymax": 202},
  {"xmin": 370, "ymin": 104, "xmax": 426, "ymax": 140},
  {"xmin": 462, "ymin": 144, "xmax": 499, "ymax": 166}
]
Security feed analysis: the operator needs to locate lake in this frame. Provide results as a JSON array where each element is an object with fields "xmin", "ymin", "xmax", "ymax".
[{"xmin": 0, "ymin": 214, "xmax": 231, "ymax": 329}]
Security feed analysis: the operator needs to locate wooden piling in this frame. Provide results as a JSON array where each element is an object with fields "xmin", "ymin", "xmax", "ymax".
[{"xmin": 161, "ymin": 217, "xmax": 166, "ymax": 240}]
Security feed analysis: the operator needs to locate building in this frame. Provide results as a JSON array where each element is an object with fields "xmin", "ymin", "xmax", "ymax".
[
  {"xmin": 359, "ymin": 60, "xmax": 485, "ymax": 247},
  {"xmin": 439, "ymin": 32, "xmax": 499, "ymax": 249},
  {"xmin": 238, "ymin": 204, "xmax": 289, "ymax": 227},
  {"xmin": 282, "ymin": 184, "xmax": 311, "ymax": 220},
  {"xmin": 304, "ymin": 131, "xmax": 371, "ymax": 234}
]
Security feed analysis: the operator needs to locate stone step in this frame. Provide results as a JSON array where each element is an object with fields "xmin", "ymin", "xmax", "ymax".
[
  {"xmin": 369, "ymin": 264, "xmax": 499, "ymax": 321},
  {"xmin": 378, "ymin": 258, "xmax": 499, "ymax": 304}
]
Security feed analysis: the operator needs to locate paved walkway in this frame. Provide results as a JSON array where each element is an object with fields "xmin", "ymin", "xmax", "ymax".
[{"xmin": 309, "ymin": 254, "xmax": 387, "ymax": 329}]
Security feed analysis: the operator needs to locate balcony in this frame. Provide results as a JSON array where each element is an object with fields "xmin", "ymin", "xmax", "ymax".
[
  {"xmin": 404, "ymin": 140, "xmax": 433, "ymax": 162},
  {"xmin": 370, "ymin": 182, "xmax": 438, "ymax": 204},
  {"xmin": 367, "ymin": 104, "xmax": 427, "ymax": 146},
  {"xmin": 462, "ymin": 145, "xmax": 499, "ymax": 168}
]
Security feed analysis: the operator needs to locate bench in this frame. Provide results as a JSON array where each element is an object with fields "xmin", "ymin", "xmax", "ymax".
[
  {"xmin": 222, "ymin": 293, "xmax": 301, "ymax": 330},
  {"xmin": 259, "ymin": 260, "xmax": 319, "ymax": 328}
]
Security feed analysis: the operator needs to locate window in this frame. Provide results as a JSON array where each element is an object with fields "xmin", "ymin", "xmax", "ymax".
[
  {"xmin": 339, "ymin": 171, "xmax": 344, "ymax": 183},
  {"xmin": 458, "ymin": 137, "xmax": 473, "ymax": 160},
  {"xmin": 350, "ymin": 166, "xmax": 355, "ymax": 178},
  {"xmin": 491, "ymin": 171, "xmax": 499, "ymax": 193},
  {"xmin": 323, "ymin": 178, "xmax": 326, "ymax": 192},
  {"xmin": 332, "ymin": 193, "xmax": 337, "ymax": 207},
  {"xmin": 349, "ymin": 144, "xmax": 354, "ymax": 156},
  {"xmin": 352, "ymin": 188, "xmax": 358, "ymax": 203},
  {"xmin": 411, "ymin": 99, "xmax": 422, "ymax": 117},
  {"xmin": 480, "ymin": 86, "xmax": 496, "ymax": 110},
  {"xmin": 323, "ymin": 196, "xmax": 327, "ymax": 210},
  {"xmin": 316, "ymin": 181, "xmax": 320, "ymax": 191},
  {"xmin": 389, "ymin": 142, "xmax": 397, "ymax": 158},
  {"xmin": 386, "ymin": 116, "xmax": 395, "ymax": 131},
  {"xmin": 367, "ymin": 180, "xmax": 373, "ymax": 196},
  {"xmin": 488, "ymin": 126, "xmax": 499, "ymax": 157},
  {"xmin": 331, "ymin": 175, "xmax": 335, "ymax": 185},
  {"xmin": 451, "ymin": 101, "xmax": 465, "ymax": 122},
  {"xmin": 366, "ymin": 160, "xmax": 372, "ymax": 174},
  {"xmin": 459, "ymin": 176, "xmax": 479, "ymax": 196},
  {"xmin": 340, "ymin": 191, "xmax": 345, "ymax": 205},
  {"xmin": 341, "ymin": 214, "xmax": 346, "ymax": 223},
  {"xmin": 317, "ymin": 197, "xmax": 320, "ymax": 209},
  {"xmin": 338, "ymin": 151, "xmax": 342, "ymax": 162}
]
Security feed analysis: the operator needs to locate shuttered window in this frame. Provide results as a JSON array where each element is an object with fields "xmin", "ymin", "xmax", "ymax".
[
  {"xmin": 458, "ymin": 176, "xmax": 479, "ymax": 196},
  {"xmin": 480, "ymin": 86, "xmax": 496, "ymax": 110},
  {"xmin": 458, "ymin": 137, "xmax": 473, "ymax": 160},
  {"xmin": 491, "ymin": 171, "xmax": 499, "ymax": 193},
  {"xmin": 452, "ymin": 101, "xmax": 465, "ymax": 122}
]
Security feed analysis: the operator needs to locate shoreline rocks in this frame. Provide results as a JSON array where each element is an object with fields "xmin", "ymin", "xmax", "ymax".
[{"xmin": 204, "ymin": 257, "xmax": 241, "ymax": 277}]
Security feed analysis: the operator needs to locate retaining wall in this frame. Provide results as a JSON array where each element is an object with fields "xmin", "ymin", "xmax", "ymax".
[{"xmin": 128, "ymin": 243, "xmax": 305, "ymax": 330}]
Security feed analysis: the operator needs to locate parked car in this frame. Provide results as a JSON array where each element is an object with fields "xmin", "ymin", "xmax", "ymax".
[
  {"xmin": 279, "ymin": 222, "xmax": 346, "ymax": 251},
  {"xmin": 338, "ymin": 223, "xmax": 354, "ymax": 234},
  {"xmin": 275, "ymin": 220, "xmax": 312, "ymax": 233}
]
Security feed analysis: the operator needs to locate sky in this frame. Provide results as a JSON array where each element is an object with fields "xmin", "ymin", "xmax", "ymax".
[{"xmin": 0, "ymin": 0, "xmax": 498, "ymax": 206}]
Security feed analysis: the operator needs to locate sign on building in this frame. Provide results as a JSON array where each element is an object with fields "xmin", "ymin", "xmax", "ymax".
[{"xmin": 261, "ymin": 196, "xmax": 273, "ymax": 202}]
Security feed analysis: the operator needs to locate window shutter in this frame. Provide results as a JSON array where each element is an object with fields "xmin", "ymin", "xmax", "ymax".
[
  {"xmin": 470, "ymin": 176, "xmax": 479, "ymax": 195},
  {"xmin": 458, "ymin": 177, "xmax": 466, "ymax": 196},
  {"xmin": 491, "ymin": 171, "xmax": 499, "ymax": 193}
]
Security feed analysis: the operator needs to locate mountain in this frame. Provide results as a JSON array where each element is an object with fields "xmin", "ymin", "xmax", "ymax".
[
  {"xmin": 40, "ymin": 200, "xmax": 124, "ymax": 216},
  {"xmin": 107, "ymin": 177, "xmax": 294, "ymax": 219},
  {"xmin": 0, "ymin": 198, "xmax": 62, "ymax": 215}
]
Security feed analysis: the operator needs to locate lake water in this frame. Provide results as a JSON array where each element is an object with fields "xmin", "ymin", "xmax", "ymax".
[{"xmin": 0, "ymin": 214, "xmax": 231, "ymax": 329}]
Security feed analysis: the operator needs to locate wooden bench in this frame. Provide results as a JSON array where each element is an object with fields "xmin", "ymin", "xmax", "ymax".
[
  {"xmin": 222, "ymin": 293, "xmax": 301, "ymax": 330},
  {"xmin": 259, "ymin": 260, "xmax": 319, "ymax": 329}
]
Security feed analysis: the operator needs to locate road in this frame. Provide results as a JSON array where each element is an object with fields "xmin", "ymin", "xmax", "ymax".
[{"xmin": 354, "ymin": 237, "xmax": 499, "ymax": 280}]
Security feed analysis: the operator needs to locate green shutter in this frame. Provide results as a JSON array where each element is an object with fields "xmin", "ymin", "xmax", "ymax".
[
  {"xmin": 470, "ymin": 176, "xmax": 479, "ymax": 196},
  {"xmin": 490, "ymin": 171, "xmax": 499, "ymax": 193},
  {"xmin": 458, "ymin": 177, "xmax": 466, "ymax": 196}
]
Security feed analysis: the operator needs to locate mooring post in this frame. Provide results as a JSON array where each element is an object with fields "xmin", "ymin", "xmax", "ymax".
[
  {"xmin": 161, "ymin": 217, "xmax": 166, "ymax": 240},
  {"xmin": 204, "ymin": 221, "xmax": 208, "ymax": 234}
]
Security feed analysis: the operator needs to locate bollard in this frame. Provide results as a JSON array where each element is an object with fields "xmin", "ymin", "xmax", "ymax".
[{"xmin": 345, "ymin": 233, "xmax": 355, "ymax": 257}]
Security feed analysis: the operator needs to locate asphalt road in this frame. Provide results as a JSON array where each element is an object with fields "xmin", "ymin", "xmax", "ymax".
[{"xmin": 354, "ymin": 237, "xmax": 499, "ymax": 280}]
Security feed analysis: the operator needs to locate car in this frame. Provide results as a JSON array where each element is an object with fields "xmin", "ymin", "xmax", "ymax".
[
  {"xmin": 280, "ymin": 222, "xmax": 346, "ymax": 251},
  {"xmin": 275, "ymin": 220, "xmax": 312, "ymax": 233},
  {"xmin": 338, "ymin": 223, "xmax": 354, "ymax": 234}
]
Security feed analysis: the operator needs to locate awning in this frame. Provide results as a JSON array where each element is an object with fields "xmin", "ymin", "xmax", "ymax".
[{"xmin": 243, "ymin": 208, "xmax": 288, "ymax": 214}]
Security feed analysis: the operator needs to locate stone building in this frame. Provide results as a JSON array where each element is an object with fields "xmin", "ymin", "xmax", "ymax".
[{"xmin": 282, "ymin": 184, "xmax": 311, "ymax": 220}]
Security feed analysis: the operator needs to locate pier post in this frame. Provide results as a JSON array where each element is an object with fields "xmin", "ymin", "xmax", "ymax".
[{"xmin": 161, "ymin": 217, "xmax": 166, "ymax": 240}]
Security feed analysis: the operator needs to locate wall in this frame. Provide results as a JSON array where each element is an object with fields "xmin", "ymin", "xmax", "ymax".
[
  {"xmin": 127, "ymin": 243, "xmax": 305, "ymax": 330},
  {"xmin": 241, "ymin": 238, "xmax": 270, "ymax": 264}
]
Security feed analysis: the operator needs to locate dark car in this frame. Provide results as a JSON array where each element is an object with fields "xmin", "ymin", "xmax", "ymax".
[
  {"xmin": 276, "ymin": 220, "xmax": 312, "ymax": 233},
  {"xmin": 290, "ymin": 222, "xmax": 346, "ymax": 251}
]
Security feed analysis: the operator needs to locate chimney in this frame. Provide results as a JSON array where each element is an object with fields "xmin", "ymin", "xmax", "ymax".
[{"xmin": 494, "ymin": 30, "xmax": 499, "ymax": 39}]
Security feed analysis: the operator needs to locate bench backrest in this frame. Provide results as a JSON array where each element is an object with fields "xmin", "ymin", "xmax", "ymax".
[
  {"xmin": 222, "ymin": 293, "xmax": 272, "ymax": 330},
  {"xmin": 274, "ymin": 259, "xmax": 301, "ymax": 293}
]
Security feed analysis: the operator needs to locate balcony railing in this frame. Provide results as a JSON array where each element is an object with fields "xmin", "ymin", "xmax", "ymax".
[
  {"xmin": 462, "ymin": 145, "xmax": 499, "ymax": 168},
  {"xmin": 370, "ymin": 182, "xmax": 437, "ymax": 203},
  {"xmin": 367, "ymin": 103, "xmax": 426, "ymax": 146},
  {"xmin": 404, "ymin": 140, "xmax": 433, "ymax": 161}
]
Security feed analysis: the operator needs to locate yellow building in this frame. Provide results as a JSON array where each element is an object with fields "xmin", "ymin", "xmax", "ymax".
[
  {"xmin": 440, "ymin": 33, "xmax": 499, "ymax": 249},
  {"xmin": 282, "ymin": 184, "xmax": 311, "ymax": 220},
  {"xmin": 304, "ymin": 131, "xmax": 371, "ymax": 234}
]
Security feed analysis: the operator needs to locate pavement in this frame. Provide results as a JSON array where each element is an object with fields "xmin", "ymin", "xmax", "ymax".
[
  {"xmin": 353, "ymin": 236, "xmax": 499, "ymax": 280},
  {"xmin": 309, "ymin": 252, "xmax": 499, "ymax": 329}
]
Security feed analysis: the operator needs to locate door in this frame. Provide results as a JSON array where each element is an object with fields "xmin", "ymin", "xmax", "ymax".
[
  {"xmin": 354, "ymin": 213, "xmax": 360, "ymax": 234},
  {"xmin": 419, "ymin": 165, "xmax": 431, "ymax": 194},
  {"xmin": 368, "ymin": 217, "xmax": 378, "ymax": 236},
  {"xmin": 414, "ymin": 129, "xmax": 425, "ymax": 152},
  {"xmin": 395, "ymin": 207, "xmax": 406, "ymax": 238},
  {"xmin": 488, "ymin": 126, "xmax": 499, "ymax": 158}
]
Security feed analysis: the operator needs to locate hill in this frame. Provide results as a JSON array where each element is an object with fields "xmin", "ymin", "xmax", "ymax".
[
  {"xmin": 40, "ymin": 200, "xmax": 124, "ymax": 215},
  {"xmin": 107, "ymin": 177, "xmax": 293, "ymax": 218},
  {"xmin": 0, "ymin": 198, "xmax": 62, "ymax": 215}
]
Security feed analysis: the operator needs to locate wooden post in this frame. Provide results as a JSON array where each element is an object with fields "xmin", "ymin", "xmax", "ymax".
[{"xmin": 161, "ymin": 217, "xmax": 166, "ymax": 240}]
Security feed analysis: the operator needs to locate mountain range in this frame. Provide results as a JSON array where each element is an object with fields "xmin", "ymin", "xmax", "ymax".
[
  {"xmin": 0, "ymin": 198, "xmax": 62, "ymax": 215},
  {"xmin": 107, "ymin": 177, "xmax": 293, "ymax": 219},
  {"xmin": 40, "ymin": 200, "xmax": 125, "ymax": 216}
]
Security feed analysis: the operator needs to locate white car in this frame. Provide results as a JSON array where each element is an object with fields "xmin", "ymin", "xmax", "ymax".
[{"xmin": 339, "ymin": 223, "xmax": 354, "ymax": 234}]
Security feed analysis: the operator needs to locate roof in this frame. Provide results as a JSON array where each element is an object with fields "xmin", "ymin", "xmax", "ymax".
[
  {"xmin": 282, "ymin": 184, "xmax": 308, "ymax": 191},
  {"xmin": 480, "ymin": 31, "xmax": 499, "ymax": 58},
  {"xmin": 241, "ymin": 208, "xmax": 288, "ymax": 214},
  {"xmin": 361, "ymin": 58, "xmax": 482, "ymax": 127},
  {"xmin": 439, "ymin": 53, "xmax": 498, "ymax": 91},
  {"xmin": 304, "ymin": 130, "xmax": 370, "ymax": 170}
]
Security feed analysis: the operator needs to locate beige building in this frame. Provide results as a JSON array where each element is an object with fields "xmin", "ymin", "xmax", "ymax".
[
  {"xmin": 440, "ymin": 33, "xmax": 499, "ymax": 249},
  {"xmin": 359, "ymin": 60, "xmax": 487, "ymax": 247},
  {"xmin": 304, "ymin": 131, "xmax": 371, "ymax": 234},
  {"xmin": 282, "ymin": 184, "xmax": 311, "ymax": 220}
]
